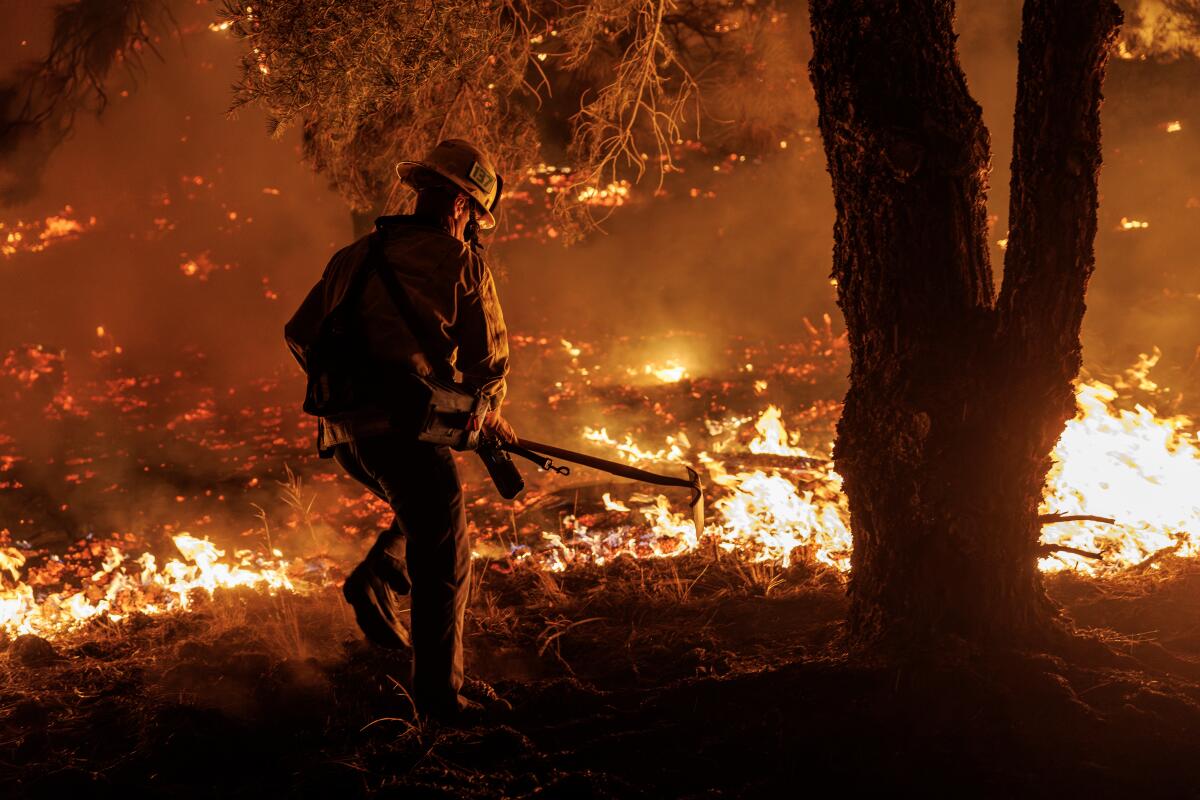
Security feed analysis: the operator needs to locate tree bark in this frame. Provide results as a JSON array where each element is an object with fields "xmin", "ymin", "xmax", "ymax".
[{"xmin": 808, "ymin": 0, "xmax": 1121, "ymax": 648}]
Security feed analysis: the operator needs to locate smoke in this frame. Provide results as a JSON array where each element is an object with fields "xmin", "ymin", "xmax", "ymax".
[
  {"xmin": 1, "ymin": 0, "xmax": 1199, "ymax": 566},
  {"xmin": 1120, "ymin": 0, "xmax": 1200, "ymax": 60},
  {"xmin": 2, "ymin": 0, "xmax": 1190, "ymax": 379}
]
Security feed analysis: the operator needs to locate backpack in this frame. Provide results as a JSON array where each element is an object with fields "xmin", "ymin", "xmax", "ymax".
[
  {"xmin": 300, "ymin": 229, "xmax": 486, "ymax": 450},
  {"xmin": 300, "ymin": 233, "xmax": 384, "ymax": 418}
]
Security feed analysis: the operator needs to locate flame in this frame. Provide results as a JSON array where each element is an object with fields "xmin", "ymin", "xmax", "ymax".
[
  {"xmin": 1039, "ymin": 358, "xmax": 1200, "ymax": 573},
  {"xmin": 568, "ymin": 407, "xmax": 850, "ymax": 570},
  {"xmin": 748, "ymin": 405, "xmax": 818, "ymax": 457},
  {"xmin": 1120, "ymin": 0, "xmax": 1200, "ymax": 60},
  {"xmin": 602, "ymin": 492, "xmax": 631, "ymax": 512},
  {"xmin": 582, "ymin": 427, "xmax": 690, "ymax": 464},
  {"xmin": 0, "ymin": 534, "xmax": 308, "ymax": 638},
  {"xmin": 565, "ymin": 353, "xmax": 1200, "ymax": 578},
  {"xmin": 7, "ymin": 335, "xmax": 1200, "ymax": 640}
]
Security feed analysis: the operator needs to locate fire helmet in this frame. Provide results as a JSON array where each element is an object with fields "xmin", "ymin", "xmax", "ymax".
[{"xmin": 395, "ymin": 139, "xmax": 502, "ymax": 229}]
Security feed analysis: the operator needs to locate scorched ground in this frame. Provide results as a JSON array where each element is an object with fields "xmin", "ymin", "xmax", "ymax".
[{"xmin": 4, "ymin": 323, "xmax": 1200, "ymax": 795}]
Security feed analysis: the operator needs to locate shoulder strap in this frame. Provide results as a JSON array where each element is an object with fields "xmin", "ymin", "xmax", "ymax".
[
  {"xmin": 321, "ymin": 233, "xmax": 383, "ymax": 324},
  {"xmin": 370, "ymin": 230, "xmax": 426, "ymax": 341}
]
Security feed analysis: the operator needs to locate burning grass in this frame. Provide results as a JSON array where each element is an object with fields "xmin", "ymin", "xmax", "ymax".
[{"xmin": 4, "ymin": 323, "xmax": 1200, "ymax": 639}]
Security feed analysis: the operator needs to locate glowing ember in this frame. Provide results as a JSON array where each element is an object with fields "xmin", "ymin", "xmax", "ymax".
[
  {"xmin": 1165, "ymin": 120, "xmax": 1183, "ymax": 133},
  {"xmin": 179, "ymin": 251, "xmax": 232, "ymax": 280},
  {"xmin": 1119, "ymin": 217, "xmax": 1150, "ymax": 230},
  {"xmin": 1, "ymin": 207, "xmax": 95, "ymax": 258},
  {"xmin": 576, "ymin": 181, "xmax": 631, "ymax": 207}
]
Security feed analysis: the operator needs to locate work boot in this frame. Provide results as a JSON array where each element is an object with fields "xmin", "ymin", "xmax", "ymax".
[
  {"xmin": 366, "ymin": 532, "xmax": 411, "ymax": 595},
  {"xmin": 370, "ymin": 551, "xmax": 411, "ymax": 596},
  {"xmin": 419, "ymin": 694, "xmax": 487, "ymax": 726},
  {"xmin": 342, "ymin": 558, "xmax": 410, "ymax": 650},
  {"xmin": 465, "ymin": 677, "xmax": 513, "ymax": 714},
  {"xmin": 421, "ymin": 682, "xmax": 514, "ymax": 726}
]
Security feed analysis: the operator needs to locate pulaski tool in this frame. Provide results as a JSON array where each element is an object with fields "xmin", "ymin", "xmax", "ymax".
[
  {"xmin": 392, "ymin": 373, "xmax": 704, "ymax": 534},
  {"xmin": 478, "ymin": 436, "xmax": 705, "ymax": 536}
]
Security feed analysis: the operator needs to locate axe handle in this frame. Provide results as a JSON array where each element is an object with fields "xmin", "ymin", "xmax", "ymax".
[
  {"xmin": 508, "ymin": 438, "xmax": 705, "ymax": 537},
  {"xmin": 510, "ymin": 438, "xmax": 695, "ymax": 490}
]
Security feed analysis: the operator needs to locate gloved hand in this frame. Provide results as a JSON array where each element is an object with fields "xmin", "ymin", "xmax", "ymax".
[{"xmin": 482, "ymin": 410, "xmax": 517, "ymax": 444}]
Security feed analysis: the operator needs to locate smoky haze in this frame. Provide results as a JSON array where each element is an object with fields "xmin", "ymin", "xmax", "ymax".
[{"xmin": 0, "ymin": 0, "xmax": 1197, "ymax": 402}]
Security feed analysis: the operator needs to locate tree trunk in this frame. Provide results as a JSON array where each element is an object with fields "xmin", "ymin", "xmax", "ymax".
[{"xmin": 807, "ymin": 0, "xmax": 1121, "ymax": 648}]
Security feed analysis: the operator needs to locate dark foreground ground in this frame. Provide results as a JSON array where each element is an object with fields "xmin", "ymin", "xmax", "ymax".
[{"xmin": 4, "ymin": 555, "xmax": 1200, "ymax": 799}]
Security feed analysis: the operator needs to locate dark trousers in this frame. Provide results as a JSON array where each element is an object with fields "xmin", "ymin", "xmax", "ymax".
[{"xmin": 333, "ymin": 433, "xmax": 470, "ymax": 712}]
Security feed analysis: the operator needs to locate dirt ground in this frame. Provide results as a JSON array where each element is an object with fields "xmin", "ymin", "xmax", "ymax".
[{"xmin": 5, "ymin": 555, "xmax": 1200, "ymax": 799}]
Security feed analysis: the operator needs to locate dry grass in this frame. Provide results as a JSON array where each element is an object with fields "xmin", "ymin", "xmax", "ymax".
[{"xmin": 10, "ymin": 553, "xmax": 1200, "ymax": 795}]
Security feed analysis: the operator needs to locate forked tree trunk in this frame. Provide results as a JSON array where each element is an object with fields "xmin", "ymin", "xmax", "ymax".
[{"xmin": 807, "ymin": 0, "xmax": 1122, "ymax": 647}]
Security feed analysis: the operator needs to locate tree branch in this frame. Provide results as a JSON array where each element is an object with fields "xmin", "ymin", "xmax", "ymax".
[
  {"xmin": 1037, "ymin": 543, "xmax": 1104, "ymax": 560},
  {"xmin": 998, "ymin": 0, "xmax": 1123, "ymax": 366}
]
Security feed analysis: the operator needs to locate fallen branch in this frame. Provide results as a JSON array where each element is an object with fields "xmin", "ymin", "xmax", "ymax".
[
  {"xmin": 729, "ymin": 453, "xmax": 831, "ymax": 472},
  {"xmin": 1038, "ymin": 513, "xmax": 1118, "ymax": 526},
  {"xmin": 1037, "ymin": 543, "xmax": 1104, "ymax": 560},
  {"xmin": 1131, "ymin": 543, "xmax": 1182, "ymax": 572}
]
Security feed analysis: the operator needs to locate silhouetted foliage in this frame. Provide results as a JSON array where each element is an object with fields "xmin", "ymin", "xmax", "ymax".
[
  {"xmin": 220, "ymin": 0, "xmax": 807, "ymax": 235},
  {"xmin": 0, "ymin": 0, "xmax": 175, "ymax": 204}
]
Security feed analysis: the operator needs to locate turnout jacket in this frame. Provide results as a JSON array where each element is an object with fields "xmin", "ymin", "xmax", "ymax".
[{"xmin": 285, "ymin": 215, "xmax": 509, "ymax": 452}]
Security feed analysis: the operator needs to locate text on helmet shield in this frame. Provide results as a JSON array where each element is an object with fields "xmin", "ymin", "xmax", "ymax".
[{"xmin": 468, "ymin": 161, "xmax": 496, "ymax": 194}]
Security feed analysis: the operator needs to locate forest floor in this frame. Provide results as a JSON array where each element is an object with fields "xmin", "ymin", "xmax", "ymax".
[
  {"xmin": 5, "ymin": 553, "xmax": 1200, "ymax": 799},
  {"xmin": 6, "ymin": 331, "xmax": 1200, "ymax": 796}
]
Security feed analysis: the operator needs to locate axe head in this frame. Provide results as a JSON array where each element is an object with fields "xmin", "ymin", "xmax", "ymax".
[{"xmin": 686, "ymin": 466, "xmax": 705, "ymax": 537}]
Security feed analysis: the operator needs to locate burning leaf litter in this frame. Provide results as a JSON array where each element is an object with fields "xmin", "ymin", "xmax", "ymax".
[{"xmin": 1, "ymin": 329, "xmax": 1199, "ymax": 638}]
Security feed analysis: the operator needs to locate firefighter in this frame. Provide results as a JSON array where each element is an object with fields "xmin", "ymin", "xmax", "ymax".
[{"xmin": 284, "ymin": 139, "xmax": 514, "ymax": 720}]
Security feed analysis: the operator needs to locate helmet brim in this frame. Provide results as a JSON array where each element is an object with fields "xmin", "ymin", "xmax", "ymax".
[{"xmin": 396, "ymin": 161, "xmax": 497, "ymax": 229}]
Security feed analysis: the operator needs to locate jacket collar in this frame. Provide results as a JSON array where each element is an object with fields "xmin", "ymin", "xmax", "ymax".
[{"xmin": 375, "ymin": 213, "xmax": 455, "ymax": 238}]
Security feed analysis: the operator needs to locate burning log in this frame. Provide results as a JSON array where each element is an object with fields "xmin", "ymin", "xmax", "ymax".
[{"xmin": 721, "ymin": 452, "xmax": 830, "ymax": 473}]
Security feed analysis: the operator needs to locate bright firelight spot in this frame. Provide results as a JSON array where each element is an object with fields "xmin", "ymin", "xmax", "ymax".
[
  {"xmin": 1166, "ymin": 120, "xmax": 1183, "ymax": 133},
  {"xmin": 1119, "ymin": 217, "xmax": 1150, "ymax": 230},
  {"xmin": 629, "ymin": 360, "xmax": 689, "ymax": 383},
  {"xmin": 576, "ymin": 181, "xmax": 631, "ymax": 207}
]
